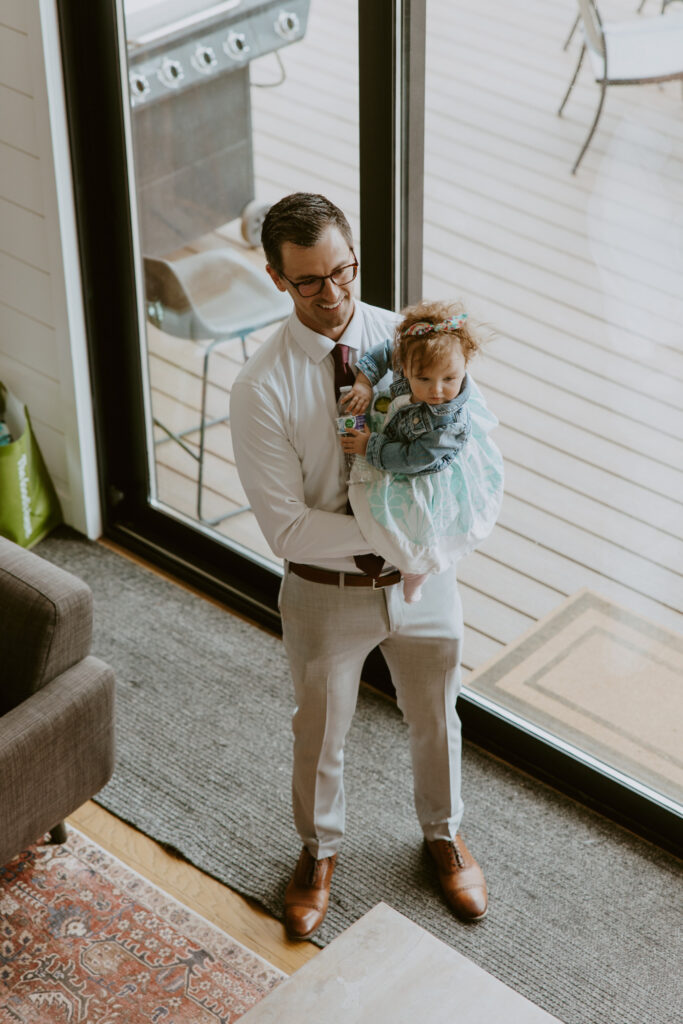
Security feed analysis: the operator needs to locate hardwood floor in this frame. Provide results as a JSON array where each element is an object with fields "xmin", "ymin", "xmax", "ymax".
[{"xmin": 66, "ymin": 800, "xmax": 317, "ymax": 976}]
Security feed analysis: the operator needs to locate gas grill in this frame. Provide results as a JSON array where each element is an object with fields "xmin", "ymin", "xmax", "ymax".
[{"xmin": 124, "ymin": 0, "xmax": 310, "ymax": 254}]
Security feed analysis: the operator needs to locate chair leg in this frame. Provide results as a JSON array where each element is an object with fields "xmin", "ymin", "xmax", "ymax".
[
  {"xmin": 49, "ymin": 822, "xmax": 68, "ymax": 844},
  {"xmin": 153, "ymin": 417, "xmax": 199, "ymax": 460},
  {"xmin": 572, "ymin": 82, "xmax": 607, "ymax": 174},
  {"xmin": 196, "ymin": 334, "xmax": 251, "ymax": 525},
  {"xmin": 558, "ymin": 44, "xmax": 585, "ymax": 116},
  {"xmin": 197, "ymin": 347, "xmax": 211, "ymax": 523},
  {"xmin": 563, "ymin": 13, "xmax": 580, "ymax": 51}
]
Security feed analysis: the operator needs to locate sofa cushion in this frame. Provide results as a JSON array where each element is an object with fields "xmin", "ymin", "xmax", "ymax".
[{"xmin": 0, "ymin": 537, "xmax": 93, "ymax": 715}]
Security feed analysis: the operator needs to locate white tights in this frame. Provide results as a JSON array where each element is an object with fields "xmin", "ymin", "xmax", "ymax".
[{"xmin": 402, "ymin": 572, "xmax": 429, "ymax": 603}]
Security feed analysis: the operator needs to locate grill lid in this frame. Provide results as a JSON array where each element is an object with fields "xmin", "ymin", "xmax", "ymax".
[{"xmin": 125, "ymin": 0, "xmax": 248, "ymax": 50}]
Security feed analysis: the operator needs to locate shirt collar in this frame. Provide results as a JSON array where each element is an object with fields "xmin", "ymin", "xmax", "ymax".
[{"xmin": 287, "ymin": 302, "xmax": 362, "ymax": 364}]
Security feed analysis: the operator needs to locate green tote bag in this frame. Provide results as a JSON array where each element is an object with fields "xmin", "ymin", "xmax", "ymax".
[{"xmin": 0, "ymin": 382, "xmax": 62, "ymax": 547}]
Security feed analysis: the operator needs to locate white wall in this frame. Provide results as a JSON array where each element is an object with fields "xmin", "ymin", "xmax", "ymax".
[{"xmin": 0, "ymin": 0, "xmax": 101, "ymax": 537}]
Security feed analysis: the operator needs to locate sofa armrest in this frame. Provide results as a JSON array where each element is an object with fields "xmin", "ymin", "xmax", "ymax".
[
  {"xmin": 0, "ymin": 537, "xmax": 94, "ymax": 715},
  {"xmin": 0, "ymin": 656, "xmax": 115, "ymax": 866}
]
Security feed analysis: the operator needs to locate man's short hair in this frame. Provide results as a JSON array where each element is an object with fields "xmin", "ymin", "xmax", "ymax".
[{"xmin": 261, "ymin": 193, "xmax": 354, "ymax": 272}]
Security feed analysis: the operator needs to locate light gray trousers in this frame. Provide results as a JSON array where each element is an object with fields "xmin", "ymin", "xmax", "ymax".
[{"xmin": 279, "ymin": 566, "xmax": 465, "ymax": 859}]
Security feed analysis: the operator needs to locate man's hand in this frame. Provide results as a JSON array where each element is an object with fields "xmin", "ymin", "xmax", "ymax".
[
  {"xmin": 339, "ymin": 372, "xmax": 373, "ymax": 414},
  {"xmin": 340, "ymin": 425, "xmax": 371, "ymax": 456}
]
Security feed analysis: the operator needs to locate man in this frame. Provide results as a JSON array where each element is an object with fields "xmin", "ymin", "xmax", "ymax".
[{"xmin": 231, "ymin": 193, "xmax": 487, "ymax": 940}]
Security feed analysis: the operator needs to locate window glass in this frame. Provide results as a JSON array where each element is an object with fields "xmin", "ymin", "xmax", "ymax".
[
  {"xmin": 423, "ymin": 0, "xmax": 683, "ymax": 810},
  {"xmin": 122, "ymin": 0, "xmax": 359, "ymax": 568}
]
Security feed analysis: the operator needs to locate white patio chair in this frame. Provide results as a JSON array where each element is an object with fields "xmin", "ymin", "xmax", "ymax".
[
  {"xmin": 562, "ymin": 1, "xmax": 680, "ymax": 51},
  {"xmin": 558, "ymin": 0, "xmax": 683, "ymax": 173},
  {"xmin": 144, "ymin": 247, "xmax": 292, "ymax": 526}
]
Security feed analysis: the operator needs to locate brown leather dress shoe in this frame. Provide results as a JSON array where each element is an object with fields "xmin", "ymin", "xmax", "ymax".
[
  {"xmin": 284, "ymin": 847, "xmax": 337, "ymax": 940},
  {"xmin": 426, "ymin": 834, "xmax": 488, "ymax": 922}
]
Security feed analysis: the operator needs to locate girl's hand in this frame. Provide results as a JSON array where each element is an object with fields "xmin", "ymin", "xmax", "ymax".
[
  {"xmin": 340, "ymin": 376, "xmax": 373, "ymax": 413},
  {"xmin": 340, "ymin": 425, "xmax": 371, "ymax": 456}
]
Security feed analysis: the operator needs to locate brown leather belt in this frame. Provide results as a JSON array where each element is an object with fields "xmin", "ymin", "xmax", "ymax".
[{"xmin": 289, "ymin": 562, "xmax": 402, "ymax": 589}]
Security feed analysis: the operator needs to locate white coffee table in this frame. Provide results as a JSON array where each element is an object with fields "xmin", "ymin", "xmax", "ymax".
[{"xmin": 239, "ymin": 903, "xmax": 563, "ymax": 1023}]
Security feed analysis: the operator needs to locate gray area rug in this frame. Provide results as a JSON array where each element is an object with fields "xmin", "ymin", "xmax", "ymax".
[{"xmin": 38, "ymin": 529, "xmax": 682, "ymax": 1024}]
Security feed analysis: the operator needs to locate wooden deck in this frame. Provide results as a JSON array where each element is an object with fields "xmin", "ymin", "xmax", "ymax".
[{"xmin": 142, "ymin": 0, "xmax": 683, "ymax": 700}]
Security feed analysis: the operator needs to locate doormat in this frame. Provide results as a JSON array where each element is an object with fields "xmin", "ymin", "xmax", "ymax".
[
  {"xmin": 0, "ymin": 828, "xmax": 284, "ymax": 1024},
  {"xmin": 467, "ymin": 588, "xmax": 683, "ymax": 807}
]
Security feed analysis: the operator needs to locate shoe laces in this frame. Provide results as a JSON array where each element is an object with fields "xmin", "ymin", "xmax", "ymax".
[
  {"xmin": 447, "ymin": 838, "xmax": 465, "ymax": 869},
  {"xmin": 303, "ymin": 854, "xmax": 331, "ymax": 886},
  {"xmin": 307, "ymin": 859, "xmax": 323, "ymax": 885}
]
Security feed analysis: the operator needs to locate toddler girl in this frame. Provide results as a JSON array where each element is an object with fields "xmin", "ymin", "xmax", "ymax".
[{"xmin": 340, "ymin": 299, "xmax": 504, "ymax": 603}]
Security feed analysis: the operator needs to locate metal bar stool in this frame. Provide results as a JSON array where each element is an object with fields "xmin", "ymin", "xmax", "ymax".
[{"xmin": 144, "ymin": 247, "xmax": 292, "ymax": 526}]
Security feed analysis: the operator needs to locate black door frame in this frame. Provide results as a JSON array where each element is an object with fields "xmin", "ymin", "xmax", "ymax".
[
  {"xmin": 358, "ymin": 0, "xmax": 425, "ymax": 310},
  {"xmin": 56, "ymin": 0, "xmax": 681, "ymax": 855},
  {"xmin": 55, "ymin": 0, "xmax": 419, "ymax": 633}
]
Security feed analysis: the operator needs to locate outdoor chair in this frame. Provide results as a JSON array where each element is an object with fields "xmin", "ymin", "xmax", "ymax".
[
  {"xmin": 144, "ymin": 247, "xmax": 292, "ymax": 526},
  {"xmin": 0, "ymin": 536, "xmax": 116, "ymax": 867},
  {"xmin": 558, "ymin": 0, "xmax": 683, "ymax": 173},
  {"xmin": 562, "ymin": 0, "xmax": 681, "ymax": 51}
]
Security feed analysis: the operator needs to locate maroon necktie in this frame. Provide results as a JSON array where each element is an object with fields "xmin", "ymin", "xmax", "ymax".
[
  {"xmin": 332, "ymin": 343, "xmax": 355, "ymax": 399},
  {"xmin": 331, "ymin": 344, "xmax": 385, "ymax": 580}
]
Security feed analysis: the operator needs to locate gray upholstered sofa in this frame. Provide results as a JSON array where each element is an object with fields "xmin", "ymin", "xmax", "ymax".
[{"xmin": 0, "ymin": 535, "xmax": 116, "ymax": 866}]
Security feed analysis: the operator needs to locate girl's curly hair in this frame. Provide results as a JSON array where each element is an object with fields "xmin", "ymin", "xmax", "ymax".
[{"xmin": 393, "ymin": 299, "xmax": 484, "ymax": 376}]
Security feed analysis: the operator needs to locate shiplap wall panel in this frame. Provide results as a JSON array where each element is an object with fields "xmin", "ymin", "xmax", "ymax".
[
  {"xmin": 0, "ymin": 1, "xmax": 28, "ymax": 32},
  {"xmin": 0, "ymin": 303, "xmax": 57, "ymax": 378},
  {"xmin": 0, "ymin": 142, "xmax": 43, "ymax": 211},
  {"xmin": 0, "ymin": 83, "xmax": 37, "ymax": 155},
  {"xmin": 0, "ymin": 24, "xmax": 32, "ymax": 95},
  {"xmin": 0, "ymin": 0, "xmax": 96, "ymax": 533},
  {"xmin": 0, "ymin": 250, "xmax": 53, "ymax": 326},
  {"xmin": 0, "ymin": 196, "xmax": 48, "ymax": 270},
  {"xmin": 2, "ymin": 0, "xmax": 101, "ymax": 533},
  {"xmin": 1, "ymin": 352, "xmax": 61, "ymax": 425},
  {"xmin": 26, "ymin": 413, "xmax": 67, "ymax": 484}
]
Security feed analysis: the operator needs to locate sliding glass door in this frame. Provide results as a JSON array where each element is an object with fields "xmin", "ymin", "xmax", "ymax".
[
  {"xmin": 422, "ymin": 0, "xmax": 683, "ymax": 835},
  {"xmin": 124, "ymin": 0, "xmax": 361, "ymax": 571},
  {"xmin": 58, "ymin": 0, "xmax": 411, "ymax": 623}
]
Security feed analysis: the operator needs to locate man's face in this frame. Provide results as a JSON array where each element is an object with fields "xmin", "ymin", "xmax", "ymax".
[{"xmin": 266, "ymin": 226, "xmax": 356, "ymax": 340}]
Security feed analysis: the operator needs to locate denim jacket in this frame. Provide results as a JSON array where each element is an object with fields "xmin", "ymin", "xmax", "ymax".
[{"xmin": 355, "ymin": 339, "xmax": 471, "ymax": 477}]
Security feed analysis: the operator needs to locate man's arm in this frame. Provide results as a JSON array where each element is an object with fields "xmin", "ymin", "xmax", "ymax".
[{"xmin": 230, "ymin": 381, "xmax": 372, "ymax": 563}]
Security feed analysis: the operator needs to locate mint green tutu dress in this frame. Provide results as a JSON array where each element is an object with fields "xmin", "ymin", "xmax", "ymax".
[{"xmin": 347, "ymin": 379, "xmax": 504, "ymax": 574}]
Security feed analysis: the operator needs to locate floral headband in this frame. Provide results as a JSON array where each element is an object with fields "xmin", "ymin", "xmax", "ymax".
[{"xmin": 403, "ymin": 313, "xmax": 468, "ymax": 337}]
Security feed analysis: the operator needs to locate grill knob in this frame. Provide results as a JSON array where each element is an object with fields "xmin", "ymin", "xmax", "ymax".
[
  {"xmin": 192, "ymin": 45, "xmax": 218, "ymax": 73},
  {"xmin": 158, "ymin": 58, "xmax": 184, "ymax": 88},
  {"xmin": 129, "ymin": 72, "xmax": 151, "ymax": 102},
  {"xmin": 275, "ymin": 10, "xmax": 300, "ymax": 40},
  {"xmin": 224, "ymin": 31, "xmax": 250, "ymax": 59}
]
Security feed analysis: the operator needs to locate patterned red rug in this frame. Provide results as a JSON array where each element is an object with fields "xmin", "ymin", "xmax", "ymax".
[{"xmin": 0, "ymin": 828, "xmax": 284, "ymax": 1023}]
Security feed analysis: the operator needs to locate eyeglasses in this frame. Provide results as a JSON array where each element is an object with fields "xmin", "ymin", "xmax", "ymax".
[{"xmin": 279, "ymin": 253, "xmax": 359, "ymax": 297}]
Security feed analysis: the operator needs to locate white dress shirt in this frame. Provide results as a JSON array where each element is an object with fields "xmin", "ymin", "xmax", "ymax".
[{"xmin": 231, "ymin": 300, "xmax": 398, "ymax": 572}]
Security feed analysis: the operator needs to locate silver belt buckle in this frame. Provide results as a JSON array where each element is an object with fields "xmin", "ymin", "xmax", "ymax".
[{"xmin": 372, "ymin": 574, "xmax": 381, "ymax": 589}]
